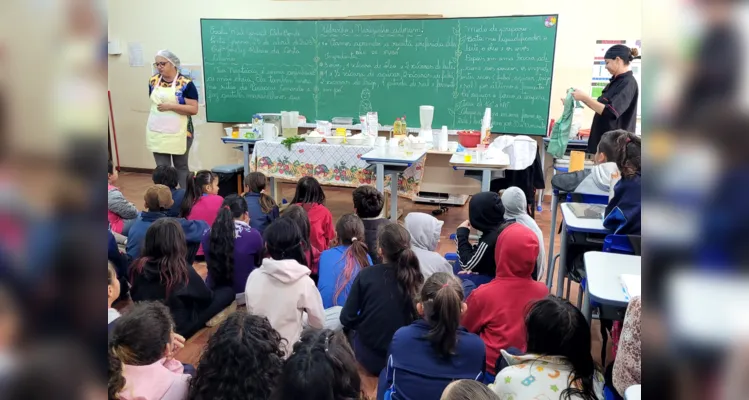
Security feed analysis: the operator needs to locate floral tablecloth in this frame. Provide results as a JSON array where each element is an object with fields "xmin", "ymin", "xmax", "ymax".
[{"xmin": 249, "ymin": 140, "xmax": 425, "ymax": 199}]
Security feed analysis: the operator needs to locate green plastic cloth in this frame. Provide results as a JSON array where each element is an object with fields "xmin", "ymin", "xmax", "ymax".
[{"xmin": 548, "ymin": 88, "xmax": 583, "ymax": 159}]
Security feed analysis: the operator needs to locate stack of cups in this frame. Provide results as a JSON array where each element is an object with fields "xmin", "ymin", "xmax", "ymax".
[{"xmin": 438, "ymin": 125, "xmax": 449, "ymax": 151}]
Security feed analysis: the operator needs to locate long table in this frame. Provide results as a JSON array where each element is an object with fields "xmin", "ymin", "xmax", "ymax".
[{"xmin": 249, "ymin": 139, "xmax": 425, "ymax": 201}]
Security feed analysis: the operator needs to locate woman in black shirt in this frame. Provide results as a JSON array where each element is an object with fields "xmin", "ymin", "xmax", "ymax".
[
  {"xmin": 340, "ymin": 223, "xmax": 423, "ymax": 376},
  {"xmin": 572, "ymin": 44, "xmax": 640, "ymax": 154}
]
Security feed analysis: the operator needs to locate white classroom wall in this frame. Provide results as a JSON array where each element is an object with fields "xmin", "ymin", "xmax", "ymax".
[{"xmin": 108, "ymin": 0, "xmax": 642, "ymax": 170}]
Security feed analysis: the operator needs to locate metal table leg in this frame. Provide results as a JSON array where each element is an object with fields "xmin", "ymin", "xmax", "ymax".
[
  {"xmin": 481, "ymin": 169, "xmax": 491, "ymax": 192},
  {"xmin": 375, "ymin": 163, "xmax": 385, "ymax": 218},
  {"xmin": 546, "ymin": 192, "xmax": 559, "ymax": 288},
  {"xmin": 389, "ymin": 172, "xmax": 398, "ymax": 222},
  {"xmin": 269, "ymin": 177, "xmax": 278, "ymax": 203},
  {"xmin": 582, "ymin": 281, "xmax": 592, "ymax": 324},
  {"xmin": 242, "ymin": 143, "xmax": 250, "ymax": 176},
  {"xmin": 555, "ymin": 219, "xmax": 568, "ymax": 297}
]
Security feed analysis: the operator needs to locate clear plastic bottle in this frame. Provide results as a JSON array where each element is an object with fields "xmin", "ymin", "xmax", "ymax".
[{"xmin": 401, "ymin": 115, "xmax": 407, "ymax": 135}]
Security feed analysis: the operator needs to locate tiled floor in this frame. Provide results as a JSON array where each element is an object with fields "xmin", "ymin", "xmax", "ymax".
[{"xmin": 115, "ymin": 172, "xmax": 605, "ymax": 395}]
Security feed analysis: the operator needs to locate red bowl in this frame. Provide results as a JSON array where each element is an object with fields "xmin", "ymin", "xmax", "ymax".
[{"xmin": 457, "ymin": 130, "xmax": 481, "ymax": 148}]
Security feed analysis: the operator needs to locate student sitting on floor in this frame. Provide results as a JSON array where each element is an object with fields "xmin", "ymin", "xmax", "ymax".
[
  {"xmin": 130, "ymin": 218, "xmax": 235, "ymax": 338},
  {"xmin": 602, "ymin": 130, "xmax": 642, "ymax": 235},
  {"xmin": 201, "ymin": 194, "xmax": 264, "ymax": 305},
  {"xmin": 273, "ymin": 329, "xmax": 362, "ymax": 400},
  {"xmin": 340, "ymin": 223, "xmax": 423, "ymax": 377},
  {"xmin": 490, "ymin": 296, "xmax": 604, "ymax": 399},
  {"xmin": 441, "ymin": 380, "xmax": 499, "ymax": 400},
  {"xmin": 126, "ymin": 185, "xmax": 208, "ymax": 261},
  {"xmin": 611, "ymin": 296, "xmax": 641, "ymax": 398},
  {"xmin": 352, "ymin": 185, "xmax": 389, "ymax": 264},
  {"xmin": 501, "ymin": 186, "xmax": 546, "ymax": 280},
  {"xmin": 292, "ymin": 176, "xmax": 334, "ymax": 252},
  {"xmin": 456, "ymin": 192, "xmax": 509, "ymax": 284},
  {"xmin": 243, "ymin": 172, "xmax": 280, "ymax": 234},
  {"xmin": 403, "ymin": 212, "xmax": 453, "ymax": 280},
  {"xmin": 378, "ymin": 272, "xmax": 486, "ymax": 400},
  {"xmin": 109, "ymin": 230, "xmax": 130, "ymax": 301},
  {"xmin": 181, "ymin": 170, "xmax": 223, "ymax": 257},
  {"xmin": 188, "ymin": 312, "xmax": 285, "ymax": 400},
  {"xmin": 107, "ymin": 262, "xmax": 121, "ymax": 331},
  {"xmin": 152, "ymin": 165, "xmax": 185, "ymax": 218},
  {"xmin": 244, "ymin": 218, "xmax": 325, "ymax": 357},
  {"xmin": 461, "ymin": 224, "xmax": 548, "ymax": 378},
  {"xmin": 318, "ymin": 214, "xmax": 372, "ymax": 309},
  {"xmin": 283, "ymin": 205, "xmax": 321, "ymax": 278},
  {"xmin": 108, "ymin": 159, "xmax": 138, "ymax": 236},
  {"xmin": 108, "ymin": 301, "xmax": 190, "ymax": 400}
]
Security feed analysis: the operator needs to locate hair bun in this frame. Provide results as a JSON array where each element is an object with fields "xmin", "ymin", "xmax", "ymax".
[{"xmin": 630, "ymin": 47, "xmax": 640, "ymax": 60}]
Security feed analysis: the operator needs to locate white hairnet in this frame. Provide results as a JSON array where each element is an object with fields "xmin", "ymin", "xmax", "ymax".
[{"xmin": 155, "ymin": 49, "xmax": 180, "ymax": 68}]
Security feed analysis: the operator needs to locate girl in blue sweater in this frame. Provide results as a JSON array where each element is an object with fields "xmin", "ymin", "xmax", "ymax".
[
  {"xmin": 378, "ymin": 272, "xmax": 486, "ymax": 400},
  {"xmin": 601, "ymin": 130, "xmax": 641, "ymax": 235},
  {"xmin": 318, "ymin": 214, "xmax": 372, "ymax": 308}
]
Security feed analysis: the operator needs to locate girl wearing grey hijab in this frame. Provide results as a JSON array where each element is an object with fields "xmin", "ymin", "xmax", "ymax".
[{"xmin": 501, "ymin": 187, "xmax": 545, "ymax": 281}]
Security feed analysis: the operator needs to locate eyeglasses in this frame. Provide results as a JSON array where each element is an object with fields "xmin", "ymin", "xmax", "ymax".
[{"xmin": 153, "ymin": 62, "xmax": 168, "ymax": 68}]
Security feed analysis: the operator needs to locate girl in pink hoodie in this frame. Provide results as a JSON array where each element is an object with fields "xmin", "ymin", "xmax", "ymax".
[
  {"xmin": 181, "ymin": 170, "xmax": 223, "ymax": 256},
  {"xmin": 244, "ymin": 218, "xmax": 325, "ymax": 358},
  {"xmin": 108, "ymin": 301, "xmax": 190, "ymax": 400},
  {"xmin": 291, "ymin": 177, "xmax": 334, "ymax": 252}
]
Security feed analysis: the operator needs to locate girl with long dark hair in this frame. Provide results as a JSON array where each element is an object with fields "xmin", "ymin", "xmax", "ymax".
[
  {"xmin": 378, "ymin": 272, "xmax": 486, "ymax": 399},
  {"xmin": 491, "ymin": 296, "xmax": 603, "ymax": 400},
  {"xmin": 130, "ymin": 218, "xmax": 234, "ymax": 338},
  {"xmin": 317, "ymin": 214, "xmax": 371, "ymax": 308},
  {"xmin": 181, "ymin": 170, "xmax": 223, "ymax": 257},
  {"xmin": 291, "ymin": 176, "xmax": 334, "ymax": 252},
  {"xmin": 601, "ymin": 129, "xmax": 642, "ymax": 235},
  {"xmin": 202, "ymin": 194, "xmax": 264, "ymax": 303},
  {"xmin": 188, "ymin": 312, "xmax": 285, "ymax": 400},
  {"xmin": 282, "ymin": 204, "xmax": 320, "ymax": 277},
  {"xmin": 244, "ymin": 218, "xmax": 325, "ymax": 357},
  {"xmin": 340, "ymin": 222, "xmax": 424, "ymax": 376}
]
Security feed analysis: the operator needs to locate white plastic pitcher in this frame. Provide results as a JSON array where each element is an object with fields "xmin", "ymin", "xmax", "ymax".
[
  {"xmin": 281, "ymin": 111, "xmax": 300, "ymax": 138},
  {"xmin": 262, "ymin": 123, "xmax": 279, "ymax": 140}
]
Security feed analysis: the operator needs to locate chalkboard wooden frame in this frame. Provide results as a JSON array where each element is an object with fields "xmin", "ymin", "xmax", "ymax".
[{"xmin": 200, "ymin": 15, "xmax": 558, "ymax": 136}]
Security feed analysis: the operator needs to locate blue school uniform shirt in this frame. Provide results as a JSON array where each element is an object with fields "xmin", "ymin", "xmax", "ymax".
[
  {"xmin": 317, "ymin": 245, "xmax": 372, "ymax": 308},
  {"xmin": 604, "ymin": 173, "xmax": 641, "ymax": 235},
  {"xmin": 126, "ymin": 211, "xmax": 209, "ymax": 261},
  {"xmin": 168, "ymin": 188, "xmax": 186, "ymax": 218},
  {"xmin": 377, "ymin": 320, "xmax": 486, "ymax": 400},
  {"xmin": 244, "ymin": 192, "xmax": 280, "ymax": 233}
]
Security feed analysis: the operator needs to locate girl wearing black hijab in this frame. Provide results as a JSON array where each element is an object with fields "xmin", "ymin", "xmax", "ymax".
[{"xmin": 571, "ymin": 44, "xmax": 641, "ymax": 154}]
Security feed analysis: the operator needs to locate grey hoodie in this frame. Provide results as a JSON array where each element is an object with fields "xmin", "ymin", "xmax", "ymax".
[
  {"xmin": 244, "ymin": 258, "xmax": 325, "ymax": 357},
  {"xmin": 501, "ymin": 187, "xmax": 545, "ymax": 281},
  {"xmin": 403, "ymin": 212, "xmax": 453, "ymax": 280},
  {"xmin": 575, "ymin": 162, "xmax": 620, "ymax": 195}
]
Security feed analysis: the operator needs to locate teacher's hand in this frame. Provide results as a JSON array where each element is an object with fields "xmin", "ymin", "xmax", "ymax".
[
  {"xmin": 157, "ymin": 103, "xmax": 174, "ymax": 112},
  {"xmin": 571, "ymin": 88, "xmax": 588, "ymax": 102}
]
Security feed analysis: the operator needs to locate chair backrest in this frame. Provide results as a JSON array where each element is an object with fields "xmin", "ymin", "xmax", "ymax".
[
  {"xmin": 567, "ymin": 192, "xmax": 609, "ymax": 205},
  {"xmin": 603, "ymin": 234, "xmax": 641, "ymax": 256}
]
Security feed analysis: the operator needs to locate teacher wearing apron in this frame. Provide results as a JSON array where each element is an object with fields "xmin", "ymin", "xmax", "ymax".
[
  {"xmin": 147, "ymin": 50, "xmax": 199, "ymax": 189},
  {"xmin": 571, "ymin": 44, "xmax": 640, "ymax": 154}
]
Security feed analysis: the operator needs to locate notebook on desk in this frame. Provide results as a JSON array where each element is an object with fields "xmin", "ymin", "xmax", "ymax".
[
  {"xmin": 620, "ymin": 274, "xmax": 641, "ymax": 301},
  {"xmin": 568, "ymin": 203, "xmax": 605, "ymax": 219}
]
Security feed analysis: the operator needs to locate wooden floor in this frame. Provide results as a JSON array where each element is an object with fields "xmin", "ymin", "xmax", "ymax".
[{"xmin": 115, "ymin": 172, "xmax": 605, "ymax": 394}]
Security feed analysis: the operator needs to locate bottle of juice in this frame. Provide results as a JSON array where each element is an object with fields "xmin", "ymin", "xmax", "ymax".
[{"xmin": 393, "ymin": 118, "xmax": 402, "ymax": 138}]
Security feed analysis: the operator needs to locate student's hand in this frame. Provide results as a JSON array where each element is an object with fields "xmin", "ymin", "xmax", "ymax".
[
  {"xmin": 458, "ymin": 220, "xmax": 471, "ymax": 229},
  {"xmin": 166, "ymin": 333, "xmax": 185, "ymax": 360},
  {"xmin": 458, "ymin": 270, "xmax": 477, "ymax": 275}
]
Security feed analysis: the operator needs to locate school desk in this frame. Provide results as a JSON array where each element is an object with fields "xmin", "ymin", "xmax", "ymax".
[
  {"xmin": 361, "ymin": 148, "xmax": 427, "ymax": 222},
  {"xmin": 551, "ymin": 203, "xmax": 611, "ymax": 297},
  {"xmin": 220, "ymin": 137, "xmax": 262, "ymax": 185},
  {"xmin": 448, "ymin": 152, "xmax": 510, "ymax": 192},
  {"xmin": 582, "ymin": 252, "xmax": 641, "ymax": 324}
]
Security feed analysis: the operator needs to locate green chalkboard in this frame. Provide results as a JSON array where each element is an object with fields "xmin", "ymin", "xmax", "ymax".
[{"xmin": 201, "ymin": 16, "xmax": 558, "ymax": 135}]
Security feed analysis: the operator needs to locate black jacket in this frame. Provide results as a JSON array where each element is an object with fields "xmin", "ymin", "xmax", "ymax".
[
  {"xmin": 130, "ymin": 261, "xmax": 213, "ymax": 337},
  {"xmin": 456, "ymin": 192, "xmax": 507, "ymax": 277},
  {"xmin": 361, "ymin": 218, "xmax": 390, "ymax": 265},
  {"xmin": 340, "ymin": 263, "xmax": 418, "ymax": 356}
]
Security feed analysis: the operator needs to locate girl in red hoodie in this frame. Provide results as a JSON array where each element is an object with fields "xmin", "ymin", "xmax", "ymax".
[
  {"xmin": 283, "ymin": 204, "xmax": 321, "ymax": 278},
  {"xmin": 460, "ymin": 223, "xmax": 548, "ymax": 379},
  {"xmin": 291, "ymin": 177, "xmax": 334, "ymax": 252}
]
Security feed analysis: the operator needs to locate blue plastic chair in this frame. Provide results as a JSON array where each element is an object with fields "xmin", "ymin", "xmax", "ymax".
[{"xmin": 603, "ymin": 234, "xmax": 637, "ymax": 255}]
